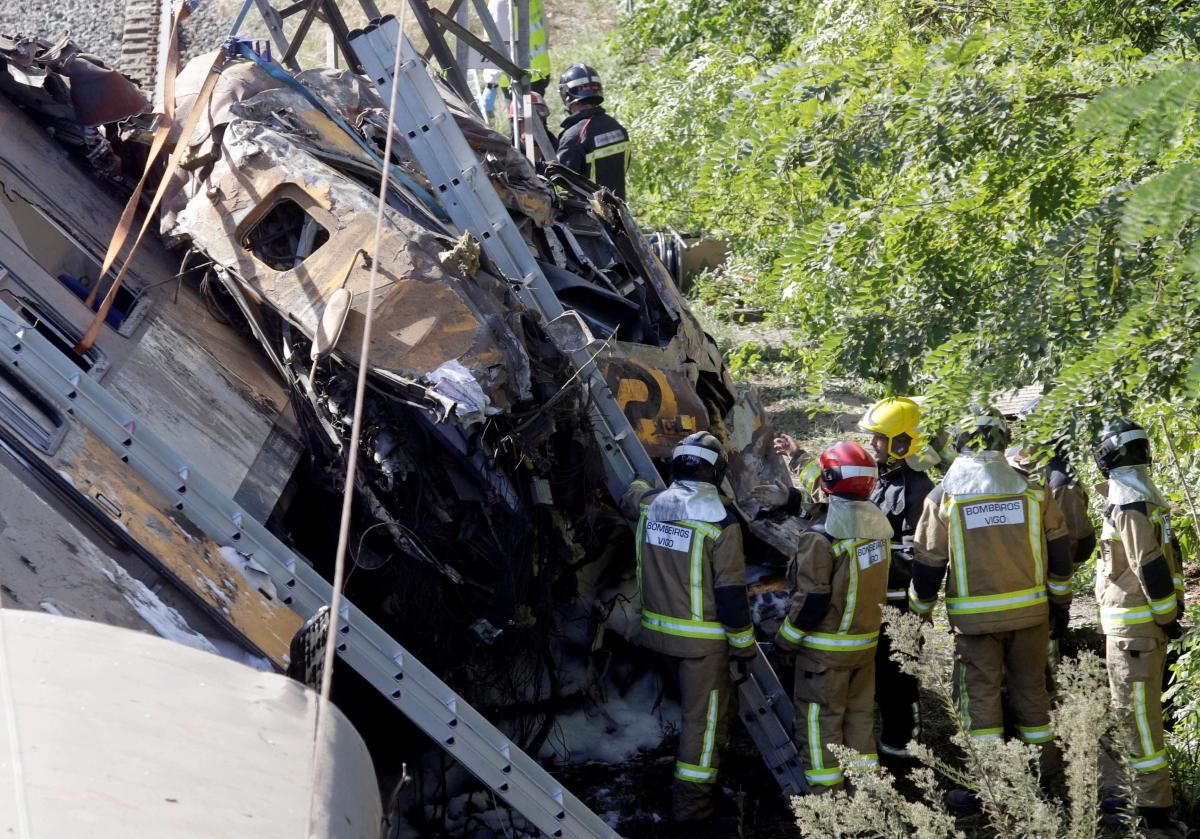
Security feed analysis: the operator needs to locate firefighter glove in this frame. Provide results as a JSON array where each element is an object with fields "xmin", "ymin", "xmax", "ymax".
[
  {"xmin": 732, "ymin": 648, "xmax": 756, "ymax": 680},
  {"xmin": 751, "ymin": 482, "xmax": 789, "ymax": 510},
  {"xmin": 1050, "ymin": 603, "xmax": 1070, "ymax": 640},
  {"xmin": 1164, "ymin": 619, "xmax": 1184, "ymax": 640}
]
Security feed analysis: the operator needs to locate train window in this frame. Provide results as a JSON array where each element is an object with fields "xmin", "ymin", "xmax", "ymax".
[
  {"xmin": 0, "ymin": 365, "xmax": 65, "ymax": 454},
  {"xmin": 0, "ymin": 288, "xmax": 107, "ymax": 375},
  {"xmin": 242, "ymin": 199, "xmax": 330, "ymax": 271}
]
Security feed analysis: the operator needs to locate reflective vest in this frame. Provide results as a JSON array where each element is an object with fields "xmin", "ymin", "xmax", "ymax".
[
  {"xmin": 778, "ymin": 535, "xmax": 889, "ymax": 669},
  {"xmin": 1096, "ymin": 499, "xmax": 1181, "ymax": 637},
  {"xmin": 911, "ymin": 486, "xmax": 1068, "ymax": 634},
  {"xmin": 635, "ymin": 499, "xmax": 753, "ymax": 658},
  {"xmin": 497, "ymin": 0, "xmax": 551, "ymax": 87}
]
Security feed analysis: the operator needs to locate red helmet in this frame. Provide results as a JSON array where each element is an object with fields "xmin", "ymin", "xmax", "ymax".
[
  {"xmin": 507, "ymin": 91, "xmax": 550, "ymax": 121},
  {"xmin": 818, "ymin": 441, "xmax": 879, "ymax": 499}
]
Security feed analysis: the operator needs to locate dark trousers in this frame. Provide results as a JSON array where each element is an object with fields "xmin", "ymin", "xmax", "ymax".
[{"xmin": 876, "ymin": 617, "xmax": 921, "ymax": 754}]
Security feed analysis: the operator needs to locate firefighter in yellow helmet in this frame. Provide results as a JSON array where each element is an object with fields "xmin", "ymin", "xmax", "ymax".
[
  {"xmin": 1092, "ymin": 419, "xmax": 1185, "ymax": 837},
  {"xmin": 910, "ymin": 408, "xmax": 1072, "ymax": 813},
  {"xmin": 857, "ymin": 397, "xmax": 935, "ymax": 760},
  {"xmin": 775, "ymin": 441, "xmax": 894, "ymax": 790},
  {"xmin": 623, "ymin": 432, "xmax": 755, "ymax": 828}
]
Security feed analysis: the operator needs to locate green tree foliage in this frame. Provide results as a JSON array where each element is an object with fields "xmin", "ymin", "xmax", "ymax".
[
  {"xmin": 616, "ymin": 0, "xmax": 1200, "ymax": 439},
  {"xmin": 615, "ymin": 0, "xmax": 1200, "ymax": 808}
]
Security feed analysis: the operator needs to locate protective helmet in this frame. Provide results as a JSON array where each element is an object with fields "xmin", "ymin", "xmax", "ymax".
[
  {"xmin": 1094, "ymin": 418, "xmax": 1150, "ymax": 476},
  {"xmin": 507, "ymin": 91, "xmax": 551, "ymax": 121},
  {"xmin": 558, "ymin": 63, "xmax": 603, "ymax": 107},
  {"xmin": 671, "ymin": 431, "xmax": 726, "ymax": 485},
  {"xmin": 955, "ymin": 407, "xmax": 1011, "ymax": 453},
  {"xmin": 858, "ymin": 397, "xmax": 924, "ymax": 461},
  {"xmin": 818, "ymin": 441, "xmax": 879, "ymax": 500}
]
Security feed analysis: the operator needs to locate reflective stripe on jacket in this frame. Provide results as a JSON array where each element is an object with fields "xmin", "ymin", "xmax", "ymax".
[
  {"xmin": 1095, "ymin": 485, "xmax": 1180, "ymax": 638},
  {"xmin": 777, "ymin": 527, "xmax": 890, "ymax": 670},
  {"xmin": 631, "ymin": 493, "xmax": 752, "ymax": 657},
  {"xmin": 557, "ymin": 107, "xmax": 629, "ymax": 199},
  {"xmin": 911, "ymin": 484, "xmax": 1070, "ymax": 634}
]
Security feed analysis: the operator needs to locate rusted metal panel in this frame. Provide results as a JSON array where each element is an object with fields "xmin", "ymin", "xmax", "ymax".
[{"xmin": 43, "ymin": 424, "xmax": 303, "ymax": 664}]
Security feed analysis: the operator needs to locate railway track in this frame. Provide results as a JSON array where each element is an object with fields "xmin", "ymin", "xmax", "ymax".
[{"xmin": 118, "ymin": 0, "xmax": 168, "ymax": 107}]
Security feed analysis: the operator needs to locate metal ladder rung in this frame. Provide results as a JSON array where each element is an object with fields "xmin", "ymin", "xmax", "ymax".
[{"xmin": 0, "ymin": 299, "xmax": 619, "ymax": 838}]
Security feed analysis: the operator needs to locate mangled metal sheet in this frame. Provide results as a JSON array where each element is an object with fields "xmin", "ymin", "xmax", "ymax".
[{"xmin": 0, "ymin": 25, "xmax": 806, "ymax": 835}]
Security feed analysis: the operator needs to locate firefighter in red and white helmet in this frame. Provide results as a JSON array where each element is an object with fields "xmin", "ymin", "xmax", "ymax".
[
  {"xmin": 775, "ymin": 441, "xmax": 895, "ymax": 790},
  {"xmin": 506, "ymin": 90, "xmax": 557, "ymax": 163}
]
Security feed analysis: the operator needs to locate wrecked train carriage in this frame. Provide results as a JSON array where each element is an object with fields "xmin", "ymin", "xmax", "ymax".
[
  {"xmin": 0, "ymin": 39, "xmax": 306, "ymax": 663},
  {"xmin": 0, "ymin": 33, "xmax": 800, "ymax": 790},
  {"xmin": 161, "ymin": 51, "xmax": 797, "ymax": 652}
]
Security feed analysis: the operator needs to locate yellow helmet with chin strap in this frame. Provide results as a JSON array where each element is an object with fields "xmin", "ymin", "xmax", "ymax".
[{"xmin": 859, "ymin": 397, "xmax": 925, "ymax": 461}]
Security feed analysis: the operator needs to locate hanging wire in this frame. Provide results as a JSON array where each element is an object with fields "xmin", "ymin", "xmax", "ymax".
[{"xmin": 305, "ymin": 5, "xmax": 411, "ymax": 836}]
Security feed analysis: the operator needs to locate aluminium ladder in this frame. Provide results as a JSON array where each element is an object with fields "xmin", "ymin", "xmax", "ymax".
[
  {"xmin": 349, "ymin": 19, "xmax": 807, "ymax": 798},
  {"xmin": 0, "ymin": 295, "xmax": 618, "ymax": 839}
]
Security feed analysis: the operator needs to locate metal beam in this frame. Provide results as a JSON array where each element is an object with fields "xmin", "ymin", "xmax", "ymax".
[
  {"xmin": 405, "ymin": 0, "xmax": 480, "ymax": 113},
  {"xmin": 253, "ymin": 0, "xmax": 301, "ymax": 70},
  {"xmin": 430, "ymin": 7, "xmax": 522, "ymax": 79},
  {"xmin": 282, "ymin": 0, "xmax": 322, "ymax": 66}
]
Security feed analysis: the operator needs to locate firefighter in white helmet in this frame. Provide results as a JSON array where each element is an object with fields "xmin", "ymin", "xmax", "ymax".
[
  {"xmin": 1092, "ymin": 418, "xmax": 1185, "ymax": 838},
  {"xmin": 623, "ymin": 432, "xmax": 754, "ymax": 828},
  {"xmin": 910, "ymin": 408, "xmax": 1072, "ymax": 812}
]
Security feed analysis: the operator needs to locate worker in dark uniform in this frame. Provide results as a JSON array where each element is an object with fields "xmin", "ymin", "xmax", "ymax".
[
  {"xmin": 858, "ymin": 397, "xmax": 935, "ymax": 760},
  {"xmin": 556, "ymin": 63, "xmax": 630, "ymax": 199}
]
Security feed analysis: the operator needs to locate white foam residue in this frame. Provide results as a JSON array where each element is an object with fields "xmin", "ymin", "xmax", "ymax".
[
  {"xmin": 199, "ymin": 575, "xmax": 231, "ymax": 606},
  {"xmin": 90, "ymin": 557, "xmax": 220, "ymax": 655},
  {"xmin": 427, "ymin": 360, "xmax": 496, "ymax": 424},
  {"xmin": 167, "ymin": 515, "xmax": 200, "ymax": 543},
  {"xmin": 539, "ymin": 670, "xmax": 680, "ymax": 765},
  {"xmin": 438, "ymin": 791, "xmax": 538, "ymax": 837}
]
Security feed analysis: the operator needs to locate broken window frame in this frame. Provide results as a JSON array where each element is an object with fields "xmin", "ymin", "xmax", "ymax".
[
  {"xmin": 238, "ymin": 186, "xmax": 334, "ymax": 273},
  {"xmin": 0, "ymin": 286, "xmax": 109, "ymax": 377},
  {"xmin": 1, "ymin": 163, "xmax": 150, "ymax": 339}
]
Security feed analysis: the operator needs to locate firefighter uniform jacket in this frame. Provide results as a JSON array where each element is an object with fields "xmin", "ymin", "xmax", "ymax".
[
  {"xmin": 776, "ymin": 522, "xmax": 890, "ymax": 671},
  {"xmin": 1047, "ymin": 461, "xmax": 1096, "ymax": 567},
  {"xmin": 1095, "ymin": 484, "xmax": 1183, "ymax": 638},
  {"xmin": 557, "ymin": 107, "xmax": 630, "ymax": 199},
  {"xmin": 631, "ymin": 489, "xmax": 754, "ymax": 658},
  {"xmin": 910, "ymin": 482, "xmax": 1071, "ymax": 634}
]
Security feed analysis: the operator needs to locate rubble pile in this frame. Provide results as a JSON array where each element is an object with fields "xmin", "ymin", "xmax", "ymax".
[{"xmin": 0, "ymin": 28, "xmax": 798, "ymax": 832}]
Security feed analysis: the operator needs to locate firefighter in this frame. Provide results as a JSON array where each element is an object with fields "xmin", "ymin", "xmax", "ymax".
[
  {"xmin": 1093, "ymin": 419, "xmax": 1185, "ymax": 837},
  {"xmin": 774, "ymin": 441, "xmax": 894, "ymax": 789},
  {"xmin": 857, "ymin": 397, "xmax": 935, "ymax": 759},
  {"xmin": 556, "ymin": 64, "xmax": 630, "ymax": 199},
  {"xmin": 623, "ymin": 432, "xmax": 755, "ymax": 827},
  {"xmin": 910, "ymin": 408, "xmax": 1072, "ymax": 811},
  {"xmin": 1006, "ymin": 443, "xmax": 1097, "ymax": 690},
  {"xmin": 751, "ymin": 432, "xmax": 823, "ymax": 522}
]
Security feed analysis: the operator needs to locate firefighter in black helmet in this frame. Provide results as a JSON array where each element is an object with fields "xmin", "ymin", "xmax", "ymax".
[
  {"xmin": 556, "ymin": 63, "xmax": 630, "ymax": 199},
  {"xmin": 1093, "ymin": 419, "xmax": 1185, "ymax": 838}
]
